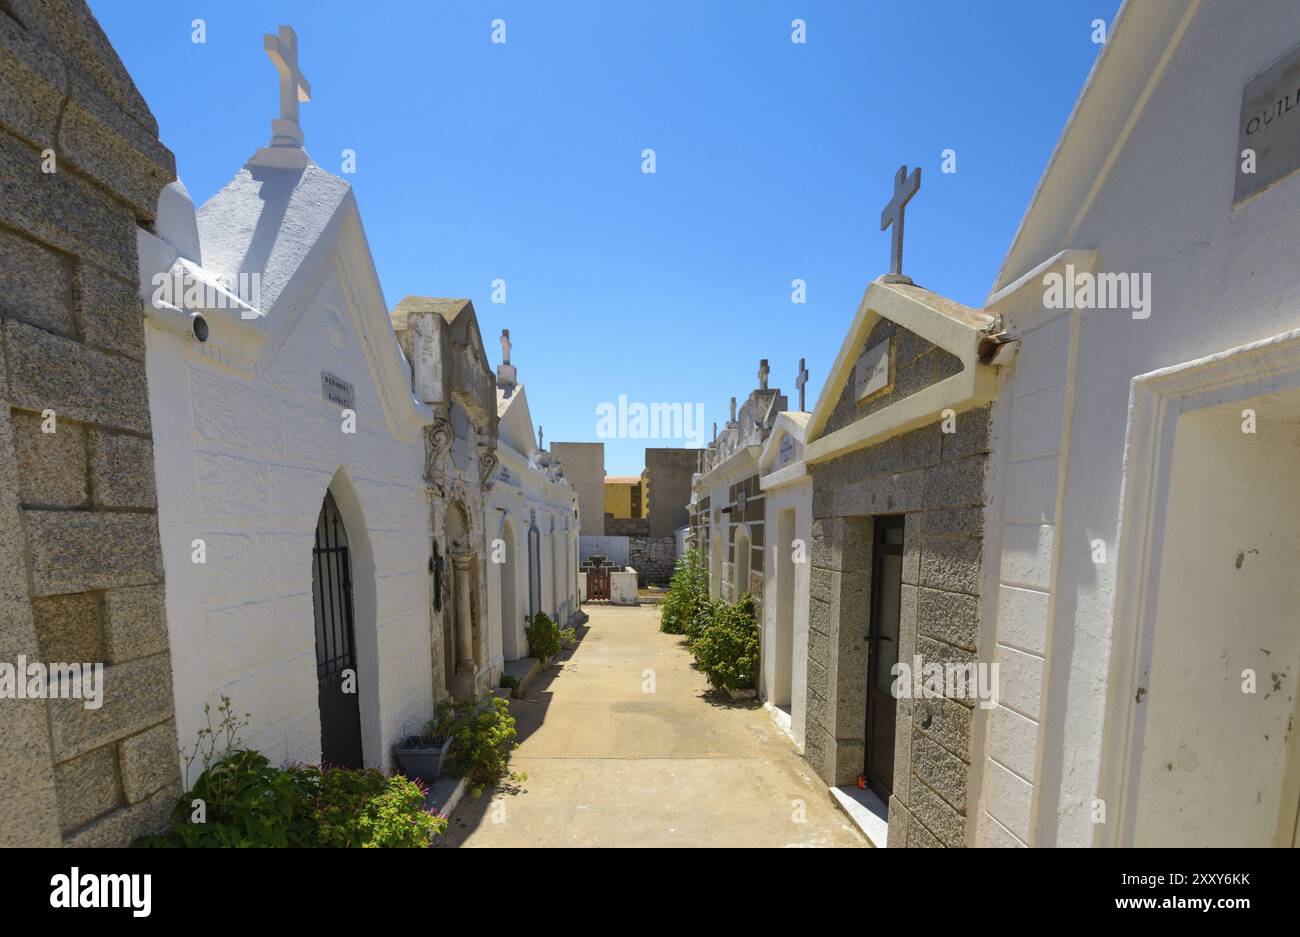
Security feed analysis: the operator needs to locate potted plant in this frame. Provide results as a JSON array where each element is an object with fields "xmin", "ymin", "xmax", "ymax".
[{"xmin": 394, "ymin": 729, "xmax": 453, "ymax": 783}]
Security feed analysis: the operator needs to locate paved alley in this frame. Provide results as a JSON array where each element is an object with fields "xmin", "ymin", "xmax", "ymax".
[{"xmin": 441, "ymin": 604, "xmax": 864, "ymax": 848}]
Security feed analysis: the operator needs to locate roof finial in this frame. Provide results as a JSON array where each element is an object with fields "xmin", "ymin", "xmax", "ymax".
[
  {"xmin": 263, "ymin": 25, "xmax": 311, "ymax": 149},
  {"xmin": 880, "ymin": 163, "xmax": 921, "ymax": 284}
]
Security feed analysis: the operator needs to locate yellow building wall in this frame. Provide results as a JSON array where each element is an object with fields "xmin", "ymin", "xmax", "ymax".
[{"xmin": 604, "ymin": 482, "xmax": 634, "ymax": 519}]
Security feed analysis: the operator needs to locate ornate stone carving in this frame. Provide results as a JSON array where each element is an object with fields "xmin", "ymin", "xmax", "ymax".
[
  {"xmin": 478, "ymin": 446, "xmax": 499, "ymax": 490},
  {"xmin": 424, "ymin": 417, "xmax": 452, "ymax": 485}
]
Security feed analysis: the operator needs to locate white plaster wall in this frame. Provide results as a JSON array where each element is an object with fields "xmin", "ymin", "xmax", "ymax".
[
  {"xmin": 580, "ymin": 535, "xmax": 629, "ymax": 568},
  {"xmin": 981, "ymin": 0, "xmax": 1300, "ymax": 847},
  {"xmin": 1131, "ymin": 404, "xmax": 1299, "ymax": 845},
  {"xmin": 148, "ymin": 261, "xmax": 432, "ymax": 783},
  {"xmin": 760, "ymin": 478, "xmax": 811, "ymax": 750}
]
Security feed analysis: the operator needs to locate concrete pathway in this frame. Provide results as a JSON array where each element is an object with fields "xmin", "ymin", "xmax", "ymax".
[{"xmin": 440, "ymin": 604, "xmax": 865, "ymax": 848}]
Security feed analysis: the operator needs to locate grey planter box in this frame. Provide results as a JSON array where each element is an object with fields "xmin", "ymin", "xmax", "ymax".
[{"xmin": 394, "ymin": 735, "xmax": 453, "ymax": 782}]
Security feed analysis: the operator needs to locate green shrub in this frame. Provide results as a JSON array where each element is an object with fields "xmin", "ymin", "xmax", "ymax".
[
  {"xmin": 432, "ymin": 695, "xmax": 518, "ymax": 795},
  {"xmin": 559, "ymin": 626, "xmax": 577, "ymax": 648},
  {"xmin": 692, "ymin": 594, "xmax": 760, "ymax": 691},
  {"xmin": 499, "ymin": 673, "xmax": 520, "ymax": 690},
  {"xmin": 135, "ymin": 754, "xmax": 447, "ymax": 848},
  {"xmin": 661, "ymin": 548, "xmax": 708, "ymax": 636},
  {"xmin": 525, "ymin": 611, "xmax": 561, "ymax": 659},
  {"xmin": 352, "ymin": 772, "xmax": 447, "ymax": 848},
  {"xmin": 134, "ymin": 695, "xmax": 447, "ymax": 848},
  {"xmin": 686, "ymin": 595, "xmax": 721, "ymax": 644}
]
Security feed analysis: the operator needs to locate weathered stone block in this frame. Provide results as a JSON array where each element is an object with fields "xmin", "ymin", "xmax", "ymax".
[
  {"xmin": 77, "ymin": 264, "xmax": 146, "ymax": 359},
  {"xmin": 62, "ymin": 782, "xmax": 178, "ymax": 847},
  {"xmin": 919, "ymin": 536, "xmax": 983, "ymax": 596},
  {"xmin": 942, "ymin": 405, "xmax": 991, "ymax": 462},
  {"xmin": 920, "ymin": 506, "xmax": 985, "ymax": 540},
  {"xmin": 13, "ymin": 409, "xmax": 87, "ymax": 508},
  {"xmin": 103, "ymin": 584, "xmax": 167, "ymax": 662},
  {"xmin": 893, "ymin": 350, "xmax": 937, "ymax": 401},
  {"xmin": 0, "ymin": 129, "xmax": 138, "ymax": 280},
  {"xmin": 899, "ymin": 422, "xmax": 942, "ymax": 467},
  {"xmin": 908, "ymin": 777, "xmax": 966, "ymax": 847},
  {"xmin": 31, "ymin": 591, "xmax": 101, "ymax": 662},
  {"xmin": 118, "ymin": 721, "xmax": 180, "ymax": 804},
  {"xmin": 915, "ymin": 634, "xmax": 976, "ymax": 670},
  {"xmin": 914, "ymin": 694, "xmax": 974, "ymax": 760},
  {"xmin": 912, "ymin": 732, "xmax": 969, "ymax": 812},
  {"xmin": 5, "ymin": 318, "xmax": 151, "ymax": 433},
  {"xmin": 917, "ymin": 589, "xmax": 979, "ymax": 653},
  {"xmin": 807, "ymin": 622, "xmax": 828, "ymax": 668},
  {"xmin": 907, "ymin": 813, "xmax": 943, "ymax": 848},
  {"xmin": 886, "ymin": 795, "xmax": 911, "ymax": 848},
  {"xmin": 809, "ymin": 564, "xmax": 832, "ymax": 604},
  {"xmin": 806, "ymin": 657, "xmax": 829, "ymax": 701},
  {"xmin": 90, "ymin": 430, "xmax": 156, "ymax": 509},
  {"xmin": 830, "ymin": 737, "xmax": 865, "ymax": 787},
  {"xmin": 58, "ymin": 65, "xmax": 175, "ymax": 219},
  {"xmin": 25, "ymin": 510, "xmax": 162, "ymax": 596},
  {"xmin": 838, "ymin": 469, "xmax": 923, "ymax": 518},
  {"xmin": 53, "ymin": 744, "xmax": 119, "ymax": 834},
  {"xmin": 923, "ymin": 455, "xmax": 987, "ymax": 509},
  {"xmin": 0, "ymin": 226, "xmax": 75, "ymax": 335},
  {"xmin": 48, "ymin": 652, "xmax": 174, "ymax": 761},
  {"xmin": 0, "ymin": 14, "xmax": 66, "ymax": 144}
]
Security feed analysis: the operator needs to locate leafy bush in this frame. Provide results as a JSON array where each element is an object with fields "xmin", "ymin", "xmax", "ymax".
[
  {"xmin": 686, "ymin": 596, "xmax": 721, "ymax": 644},
  {"xmin": 135, "ymin": 754, "xmax": 447, "ymax": 848},
  {"xmin": 525, "ymin": 611, "xmax": 561, "ymax": 659},
  {"xmin": 134, "ymin": 695, "xmax": 446, "ymax": 848},
  {"xmin": 692, "ymin": 594, "xmax": 760, "ymax": 691},
  {"xmin": 661, "ymin": 548, "xmax": 708, "ymax": 636},
  {"xmin": 559, "ymin": 626, "xmax": 577, "ymax": 648},
  {"xmin": 431, "ymin": 695, "xmax": 518, "ymax": 795},
  {"xmin": 499, "ymin": 673, "xmax": 520, "ymax": 690}
]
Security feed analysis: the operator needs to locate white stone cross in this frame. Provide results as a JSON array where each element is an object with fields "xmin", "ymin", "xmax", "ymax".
[
  {"xmin": 880, "ymin": 164, "xmax": 921, "ymax": 281},
  {"xmin": 264, "ymin": 25, "xmax": 311, "ymax": 147},
  {"xmin": 796, "ymin": 358, "xmax": 809, "ymax": 411},
  {"xmin": 500, "ymin": 329, "xmax": 511, "ymax": 364}
]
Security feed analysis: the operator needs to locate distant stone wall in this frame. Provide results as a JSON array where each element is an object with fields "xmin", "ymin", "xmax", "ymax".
[
  {"xmin": 630, "ymin": 536, "xmax": 677, "ymax": 586},
  {"xmin": 606, "ymin": 515, "xmax": 649, "ymax": 537},
  {"xmin": 0, "ymin": 0, "xmax": 180, "ymax": 846}
]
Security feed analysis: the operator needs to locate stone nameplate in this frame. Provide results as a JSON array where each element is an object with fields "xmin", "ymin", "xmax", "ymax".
[
  {"xmin": 321, "ymin": 371, "xmax": 355, "ymax": 409},
  {"xmin": 854, "ymin": 337, "xmax": 892, "ymax": 402},
  {"xmin": 1236, "ymin": 42, "xmax": 1300, "ymax": 205},
  {"xmin": 779, "ymin": 433, "xmax": 795, "ymax": 467}
]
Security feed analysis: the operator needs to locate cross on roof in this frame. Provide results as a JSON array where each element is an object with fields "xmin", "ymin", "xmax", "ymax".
[
  {"xmin": 796, "ymin": 358, "xmax": 809, "ymax": 411},
  {"xmin": 538, "ymin": 425, "xmax": 544, "ymax": 450},
  {"xmin": 729, "ymin": 397, "xmax": 737, "ymax": 422},
  {"xmin": 264, "ymin": 25, "xmax": 311, "ymax": 147},
  {"xmin": 500, "ymin": 329, "xmax": 511, "ymax": 365},
  {"xmin": 880, "ymin": 164, "xmax": 921, "ymax": 282},
  {"xmin": 758, "ymin": 358, "xmax": 769, "ymax": 391}
]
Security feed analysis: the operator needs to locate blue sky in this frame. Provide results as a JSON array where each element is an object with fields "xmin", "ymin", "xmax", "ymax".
[{"xmin": 92, "ymin": 0, "xmax": 1119, "ymax": 475}]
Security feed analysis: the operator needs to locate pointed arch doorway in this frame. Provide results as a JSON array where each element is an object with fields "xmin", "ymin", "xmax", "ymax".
[{"xmin": 311, "ymin": 490, "xmax": 363, "ymax": 768}]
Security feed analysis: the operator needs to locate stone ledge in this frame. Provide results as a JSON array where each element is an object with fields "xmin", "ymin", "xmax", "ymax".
[{"xmin": 829, "ymin": 784, "xmax": 888, "ymax": 847}]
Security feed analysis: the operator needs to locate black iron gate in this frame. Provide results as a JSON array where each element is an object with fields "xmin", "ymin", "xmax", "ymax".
[{"xmin": 312, "ymin": 491, "xmax": 363, "ymax": 768}]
